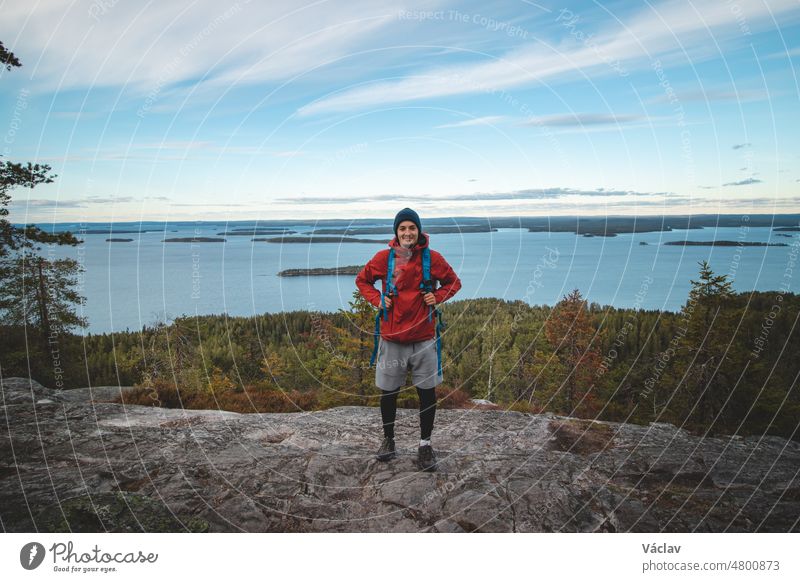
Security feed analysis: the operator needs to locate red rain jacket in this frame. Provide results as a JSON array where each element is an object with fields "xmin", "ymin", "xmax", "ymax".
[{"xmin": 356, "ymin": 232, "xmax": 462, "ymax": 343}]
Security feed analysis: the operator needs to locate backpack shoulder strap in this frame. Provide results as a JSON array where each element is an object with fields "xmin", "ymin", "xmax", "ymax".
[
  {"xmin": 386, "ymin": 248, "xmax": 396, "ymax": 293},
  {"xmin": 381, "ymin": 248, "xmax": 395, "ymax": 322},
  {"xmin": 372, "ymin": 247, "xmax": 395, "ymax": 365},
  {"xmin": 421, "ymin": 246, "xmax": 431, "ymax": 288}
]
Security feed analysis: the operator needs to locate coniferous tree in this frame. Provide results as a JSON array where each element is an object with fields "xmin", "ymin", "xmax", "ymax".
[
  {"xmin": 664, "ymin": 260, "xmax": 746, "ymax": 435},
  {"xmin": 545, "ymin": 289, "xmax": 603, "ymax": 416},
  {"xmin": 0, "ymin": 41, "xmax": 86, "ymax": 385},
  {"xmin": 0, "ymin": 255, "xmax": 87, "ymax": 332},
  {"xmin": 0, "ymin": 40, "xmax": 22, "ymax": 70},
  {"xmin": 335, "ymin": 290, "xmax": 378, "ymax": 396}
]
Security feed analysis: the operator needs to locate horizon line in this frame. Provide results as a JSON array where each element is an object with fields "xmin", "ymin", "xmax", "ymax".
[{"xmin": 12, "ymin": 212, "xmax": 800, "ymax": 226}]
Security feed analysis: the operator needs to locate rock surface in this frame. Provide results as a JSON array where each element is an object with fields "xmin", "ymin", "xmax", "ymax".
[{"xmin": 1, "ymin": 377, "xmax": 799, "ymax": 533}]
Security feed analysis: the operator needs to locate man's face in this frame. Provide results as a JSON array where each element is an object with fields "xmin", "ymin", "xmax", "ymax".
[{"xmin": 397, "ymin": 220, "xmax": 419, "ymax": 248}]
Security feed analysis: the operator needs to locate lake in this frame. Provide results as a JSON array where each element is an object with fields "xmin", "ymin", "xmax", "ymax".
[{"xmin": 35, "ymin": 222, "xmax": 798, "ymax": 334}]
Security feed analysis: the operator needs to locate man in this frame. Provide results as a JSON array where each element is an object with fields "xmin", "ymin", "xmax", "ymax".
[{"xmin": 356, "ymin": 208, "xmax": 462, "ymax": 471}]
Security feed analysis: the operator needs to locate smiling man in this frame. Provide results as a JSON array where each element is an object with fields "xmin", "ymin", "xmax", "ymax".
[{"xmin": 356, "ymin": 208, "xmax": 462, "ymax": 471}]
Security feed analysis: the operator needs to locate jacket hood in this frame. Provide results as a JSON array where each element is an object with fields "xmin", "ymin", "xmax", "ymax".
[{"xmin": 389, "ymin": 231, "xmax": 429, "ymax": 252}]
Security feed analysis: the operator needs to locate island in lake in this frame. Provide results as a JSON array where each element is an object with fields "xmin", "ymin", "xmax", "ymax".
[
  {"xmin": 162, "ymin": 237, "xmax": 226, "ymax": 243},
  {"xmin": 232, "ymin": 227, "xmax": 291, "ymax": 231},
  {"xmin": 36, "ymin": 213, "xmax": 800, "ymax": 239},
  {"xmin": 217, "ymin": 229, "xmax": 296, "ymax": 236},
  {"xmin": 664, "ymin": 241, "xmax": 788, "ymax": 247},
  {"xmin": 82, "ymin": 229, "xmax": 161, "ymax": 234},
  {"xmin": 256, "ymin": 237, "xmax": 388, "ymax": 244},
  {"xmin": 278, "ymin": 266, "xmax": 362, "ymax": 277},
  {"xmin": 309, "ymin": 225, "xmax": 495, "ymax": 235},
  {"xmin": 105, "ymin": 238, "xmax": 134, "ymax": 242}
]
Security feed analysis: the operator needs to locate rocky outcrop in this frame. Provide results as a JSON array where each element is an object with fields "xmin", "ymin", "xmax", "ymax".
[{"xmin": 1, "ymin": 377, "xmax": 798, "ymax": 533}]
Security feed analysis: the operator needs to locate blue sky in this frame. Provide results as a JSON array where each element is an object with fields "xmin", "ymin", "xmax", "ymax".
[{"xmin": 1, "ymin": 0, "xmax": 798, "ymax": 222}]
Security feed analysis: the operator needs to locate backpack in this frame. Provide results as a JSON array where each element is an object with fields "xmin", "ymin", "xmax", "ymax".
[{"xmin": 369, "ymin": 246, "xmax": 445, "ymax": 376}]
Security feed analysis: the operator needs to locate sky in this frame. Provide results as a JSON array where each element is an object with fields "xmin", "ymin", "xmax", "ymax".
[{"xmin": 1, "ymin": 0, "xmax": 798, "ymax": 223}]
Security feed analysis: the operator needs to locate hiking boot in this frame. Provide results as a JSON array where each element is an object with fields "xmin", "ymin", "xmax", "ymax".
[
  {"xmin": 417, "ymin": 444, "xmax": 437, "ymax": 472},
  {"xmin": 376, "ymin": 437, "xmax": 396, "ymax": 461}
]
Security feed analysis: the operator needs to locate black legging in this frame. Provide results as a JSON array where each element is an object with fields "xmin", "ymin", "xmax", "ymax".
[{"xmin": 380, "ymin": 386, "xmax": 436, "ymax": 440}]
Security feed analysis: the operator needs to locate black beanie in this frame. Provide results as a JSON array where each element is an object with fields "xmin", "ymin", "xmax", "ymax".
[{"xmin": 393, "ymin": 207, "xmax": 422, "ymax": 240}]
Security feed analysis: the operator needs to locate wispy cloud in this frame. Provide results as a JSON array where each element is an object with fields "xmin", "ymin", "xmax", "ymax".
[
  {"xmin": 766, "ymin": 46, "xmax": 800, "ymax": 59},
  {"xmin": 38, "ymin": 153, "xmax": 193, "ymax": 163},
  {"xmin": 36, "ymin": 141, "xmax": 293, "ymax": 163},
  {"xmin": 0, "ymin": 0, "xmax": 437, "ymax": 92},
  {"xmin": 134, "ymin": 141, "xmax": 213, "ymax": 150},
  {"xmin": 435, "ymin": 115, "xmax": 508, "ymax": 129},
  {"xmin": 12, "ymin": 199, "xmax": 88, "ymax": 209},
  {"xmin": 11, "ymin": 196, "xmax": 170, "ymax": 211},
  {"xmin": 445, "ymin": 195, "xmax": 800, "ymax": 215},
  {"xmin": 723, "ymin": 177, "xmax": 763, "ymax": 186},
  {"xmin": 276, "ymin": 187, "xmax": 672, "ymax": 204},
  {"xmin": 519, "ymin": 113, "xmax": 648, "ymax": 127},
  {"xmin": 84, "ymin": 197, "xmax": 136, "ymax": 204},
  {"xmin": 170, "ymin": 202, "xmax": 249, "ymax": 207},
  {"xmin": 648, "ymin": 89, "xmax": 769, "ymax": 104},
  {"xmin": 298, "ymin": 0, "xmax": 800, "ymax": 116},
  {"xmin": 10, "ymin": 196, "xmax": 139, "ymax": 208},
  {"xmin": 433, "ymin": 112, "xmax": 668, "ymax": 134},
  {"xmin": 732, "ymin": 196, "xmax": 800, "ymax": 206},
  {"xmin": 51, "ymin": 111, "xmax": 106, "ymax": 120}
]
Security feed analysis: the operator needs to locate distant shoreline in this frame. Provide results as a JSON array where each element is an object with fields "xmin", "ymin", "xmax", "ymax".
[
  {"xmin": 664, "ymin": 240, "xmax": 789, "ymax": 247},
  {"xmin": 23, "ymin": 213, "xmax": 800, "ymax": 238},
  {"xmin": 309, "ymin": 225, "xmax": 495, "ymax": 235},
  {"xmin": 217, "ymin": 229, "xmax": 296, "ymax": 235},
  {"xmin": 256, "ymin": 236, "xmax": 388, "ymax": 244}
]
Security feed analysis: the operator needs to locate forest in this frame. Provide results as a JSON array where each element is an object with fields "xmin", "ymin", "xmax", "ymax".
[{"xmin": 2, "ymin": 260, "xmax": 798, "ymax": 442}]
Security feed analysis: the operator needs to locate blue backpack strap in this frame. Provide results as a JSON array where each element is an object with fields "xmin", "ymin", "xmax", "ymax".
[
  {"xmin": 435, "ymin": 310, "xmax": 443, "ymax": 377},
  {"xmin": 421, "ymin": 246, "xmax": 431, "ymax": 280},
  {"xmin": 419, "ymin": 246, "xmax": 444, "ymax": 375},
  {"xmin": 384, "ymin": 248, "xmax": 395, "ymax": 321},
  {"xmin": 372, "ymin": 248, "xmax": 395, "ymax": 366},
  {"xmin": 370, "ymin": 310, "xmax": 382, "ymax": 366},
  {"xmin": 419, "ymin": 246, "xmax": 433, "ymax": 322}
]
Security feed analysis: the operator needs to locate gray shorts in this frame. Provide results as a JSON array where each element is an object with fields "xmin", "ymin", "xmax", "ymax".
[{"xmin": 375, "ymin": 337, "xmax": 443, "ymax": 391}]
